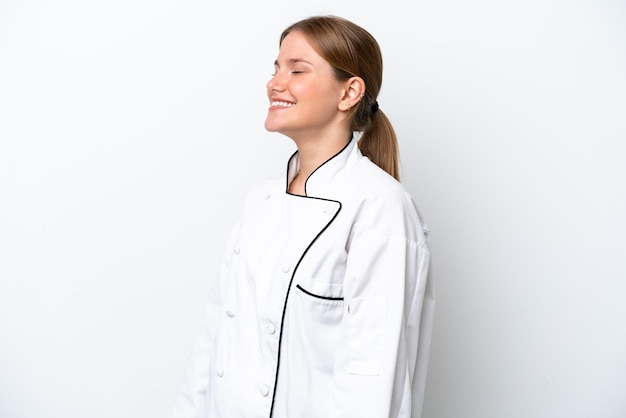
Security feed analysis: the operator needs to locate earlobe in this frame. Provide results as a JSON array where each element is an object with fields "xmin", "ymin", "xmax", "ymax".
[{"xmin": 339, "ymin": 98, "xmax": 353, "ymax": 111}]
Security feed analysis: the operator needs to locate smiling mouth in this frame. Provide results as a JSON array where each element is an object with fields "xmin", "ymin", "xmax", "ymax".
[{"xmin": 271, "ymin": 101, "xmax": 295, "ymax": 108}]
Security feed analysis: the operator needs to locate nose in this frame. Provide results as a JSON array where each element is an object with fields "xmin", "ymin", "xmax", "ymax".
[{"xmin": 266, "ymin": 72, "xmax": 285, "ymax": 94}]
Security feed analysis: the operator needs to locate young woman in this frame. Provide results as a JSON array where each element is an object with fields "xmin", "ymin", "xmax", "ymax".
[{"xmin": 172, "ymin": 15, "xmax": 434, "ymax": 418}]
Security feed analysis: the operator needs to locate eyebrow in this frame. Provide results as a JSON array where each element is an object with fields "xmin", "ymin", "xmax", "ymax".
[{"xmin": 274, "ymin": 58, "xmax": 313, "ymax": 67}]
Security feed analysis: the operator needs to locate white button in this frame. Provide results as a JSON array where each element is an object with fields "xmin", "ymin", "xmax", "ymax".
[
  {"xmin": 266, "ymin": 324, "xmax": 276, "ymax": 335},
  {"xmin": 260, "ymin": 385, "xmax": 269, "ymax": 397},
  {"xmin": 225, "ymin": 309, "xmax": 235, "ymax": 318},
  {"xmin": 323, "ymin": 206, "xmax": 334, "ymax": 214},
  {"xmin": 233, "ymin": 245, "xmax": 240, "ymax": 255},
  {"xmin": 217, "ymin": 368, "xmax": 224, "ymax": 377},
  {"xmin": 281, "ymin": 265, "xmax": 290, "ymax": 273}
]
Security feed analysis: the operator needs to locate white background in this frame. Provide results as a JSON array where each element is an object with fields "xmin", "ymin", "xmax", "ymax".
[{"xmin": 1, "ymin": 1, "xmax": 625, "ymax": 417}]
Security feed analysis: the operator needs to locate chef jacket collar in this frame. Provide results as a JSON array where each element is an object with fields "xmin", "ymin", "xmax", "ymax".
[{"xmin": 286, "ymin": 136, "xmax": 358, "ymax": 198}]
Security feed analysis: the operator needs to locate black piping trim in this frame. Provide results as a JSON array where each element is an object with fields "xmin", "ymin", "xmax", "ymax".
[
  {"xmin": 285, "ymin": 136, "xmax": 353, "ymax": 196},
  {"xmin": 295, "ymin": 284, "xmax": 344, "ymax": 301},
  {"xmin": 268, "ymin": 197, "xmax": 342, "ymax": 417},
  {"xmin": 270, "ymin": 137, "xmax": 351, "ymax": 416}
]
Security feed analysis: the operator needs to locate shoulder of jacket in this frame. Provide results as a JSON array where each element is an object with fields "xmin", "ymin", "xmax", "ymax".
[
  {"xmin": 344, "ymin": 157, "xmax": 430, "ymax": 245},
  {"xmin": 348, "ymin": 157, "xmax": 412, "ymax": 203}
]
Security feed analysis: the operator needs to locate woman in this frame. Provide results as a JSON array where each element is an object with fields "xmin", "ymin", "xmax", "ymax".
[{"xmin": 172, "ymin": 15, "xmax": 434, "ymax": 418}]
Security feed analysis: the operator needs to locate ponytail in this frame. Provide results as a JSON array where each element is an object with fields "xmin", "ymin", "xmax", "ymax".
[
  {"xmin": 357, "ymin": 107, "xmax": 400, "ymax": 181},
  {"xmin": 352, "ymin": 98, "xmax": 400, "ymax": 181}
]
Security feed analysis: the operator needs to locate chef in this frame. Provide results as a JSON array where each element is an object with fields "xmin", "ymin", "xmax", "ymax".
[{"xmin": 172, "ymin": 15, "xmax": 434, "ymax": 418}]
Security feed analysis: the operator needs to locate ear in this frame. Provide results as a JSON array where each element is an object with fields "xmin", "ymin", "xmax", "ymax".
[{"xmin": 339, "ymin": 77, "xmax": 366, "ymax": 111}]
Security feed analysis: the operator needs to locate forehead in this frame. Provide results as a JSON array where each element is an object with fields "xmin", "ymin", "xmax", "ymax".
[{"xmin": 276, "ymin": 31, "xmax": 325, "ymax": 65}]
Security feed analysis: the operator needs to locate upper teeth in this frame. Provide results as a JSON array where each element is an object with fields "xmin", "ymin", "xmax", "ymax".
[{"xmin": 272, "ymin": 101, "xmax": 294, "ymax": 107}]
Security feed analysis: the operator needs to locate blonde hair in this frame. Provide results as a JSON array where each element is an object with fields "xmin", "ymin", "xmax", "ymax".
[{"xmin": 280, "ymin": 15, "xmax": 400, "ymax": 180}]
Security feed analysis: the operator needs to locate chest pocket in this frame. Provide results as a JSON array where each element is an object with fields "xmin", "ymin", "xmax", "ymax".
[
  {"xmin": 296, "ymin": 276, "xmax": 344, "ymax": 301},
  {"xmin": 293, "ymin": 277, "xmax": 344, "ymax": 324}
]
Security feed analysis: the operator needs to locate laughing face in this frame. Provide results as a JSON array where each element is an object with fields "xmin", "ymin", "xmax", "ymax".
[{"xmin": 264, "ymin": 31, "xmax": 349, "ymax": 142}]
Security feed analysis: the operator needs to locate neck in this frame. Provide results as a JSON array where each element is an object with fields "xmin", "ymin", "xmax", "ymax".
[
  {"xmin": 287, "ymin": 135, "xmax": 351, "ymax": 196},
  {"xmin": 293, "ymin": 133, "xmax": 351, "ymax": 182},
  {"xmin": 285, "ymin": 124, "xmax": 352, "ymax": 195}
]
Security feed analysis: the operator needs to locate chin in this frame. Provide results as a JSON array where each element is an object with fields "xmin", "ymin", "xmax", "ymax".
[
  {"xmin": 264, "ymin": 116, "xmax": 277, "ymax": 132},
  {"xmin": 264, "ymin": 119, "xmax": 286, "ymax": 133}
]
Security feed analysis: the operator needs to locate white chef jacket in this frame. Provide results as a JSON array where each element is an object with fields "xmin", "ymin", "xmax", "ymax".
[{"xmin": 172, "ymin": 137, "xmax": 435, "ymax": 418}]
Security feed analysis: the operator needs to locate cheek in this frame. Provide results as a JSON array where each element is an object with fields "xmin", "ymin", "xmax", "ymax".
[
  {"xmin": 318, "ymin": 82, "xmax": 344, "ymax": 104},
  {"xmin": 289, "ymin": 81, "xmax": 309, "ymax": 98},
  {"xmin": 302, "ymin": 83, "xmax": 338, "ymax": 107}
]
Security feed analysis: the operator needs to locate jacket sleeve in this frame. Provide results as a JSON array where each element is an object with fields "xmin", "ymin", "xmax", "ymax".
[
  {"xmin": 329, "ymin": 209, "xmax": 434, "ymax": 418},
  {"xmin": 170, "ymin": 221, "xmax": 242, "ymax": 418}
]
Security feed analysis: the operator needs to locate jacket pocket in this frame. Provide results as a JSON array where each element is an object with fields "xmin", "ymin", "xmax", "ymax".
[
  {"xmin": 344, "ymin": 297, "xmax": 386, "ymax": 375},
  {"xmin": 296, "ymin": 284, "xmax": 344, "ymax": 301},
  {"xmin": 295, "ymin": 277, "xmax": 344, "ymax": 301}
]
